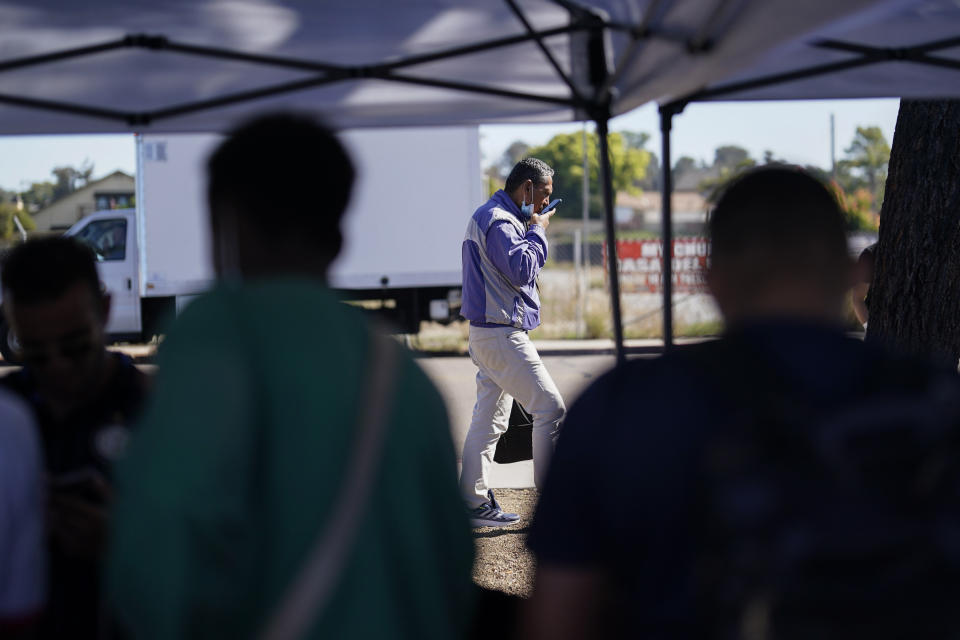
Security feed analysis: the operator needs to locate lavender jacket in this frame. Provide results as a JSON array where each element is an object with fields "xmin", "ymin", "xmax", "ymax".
[{"xmin": 460, "ymin": 190, "xmax": 548, "ymax": 330}]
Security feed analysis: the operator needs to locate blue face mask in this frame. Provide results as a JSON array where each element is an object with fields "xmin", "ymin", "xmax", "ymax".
[
  {"xmin": 520, "ymin": 186, "xmax": 534, "ymax": 221},
  {"xmin": 520, "ymin": 200, "xmax": 533, "ymax": 221}
]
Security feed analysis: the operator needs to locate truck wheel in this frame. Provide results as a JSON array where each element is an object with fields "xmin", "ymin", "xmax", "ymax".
[{"xmin": 0, "ymin": 317, "xmax": 18, "ymax": 363}]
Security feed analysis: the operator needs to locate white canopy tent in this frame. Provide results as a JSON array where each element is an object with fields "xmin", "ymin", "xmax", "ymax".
[{"xmin": 0, "ymin": 0, "xmax": 952, "ymax": 359}]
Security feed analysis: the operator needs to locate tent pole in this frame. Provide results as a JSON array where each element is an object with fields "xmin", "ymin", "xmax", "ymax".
[
  {"xmin": 595, "ymin": 113, "xmax": 626, "ymax": 365},
  {"xmin": 659, "ymin": 104, "xmax": 678, "ymax": 351}
]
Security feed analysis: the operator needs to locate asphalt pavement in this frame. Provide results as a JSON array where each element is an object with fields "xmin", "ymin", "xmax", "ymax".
[
  {"xmin": 1, "ymin": 339, "xmax": 665, "ymax": 489},
  {"xmin": 415, "ymin": 344, "xmax": 636, "ymax": 489}
]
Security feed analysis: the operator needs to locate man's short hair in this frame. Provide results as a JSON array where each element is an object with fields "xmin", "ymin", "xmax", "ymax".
[
  {"xmin": 709, "ymin": 166, "xmax": 849, "ymax": 291},
  {"xmin": 505, "ymin": 158, "xmax": 554, "ymax": 194},
  {"xmin": 207, "ymin": 113, "xmax": 355, "ymax": 240},
  {"xmin": 1, "ymin": 237, "xmax": 101, "ymax": 305}
]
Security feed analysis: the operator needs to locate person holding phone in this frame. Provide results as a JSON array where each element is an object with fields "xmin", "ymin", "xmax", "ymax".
[
  {"xmin": 0, "ymin": 237, "xmax": 149, "ymax": 639},
  {"xmin": 459, "ymin": 157, "xmax": 566, "ymax": 527}
]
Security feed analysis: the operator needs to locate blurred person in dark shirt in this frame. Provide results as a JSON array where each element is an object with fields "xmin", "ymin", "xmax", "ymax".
[
  {"xmin": 524, "ymin": 167, "xmax": 960, "ymax": 639},
  {"xmin": 106, "ymin": 114, "xmax": 474, "ymax": 640},
  {"xmin": 1, "ymin": 237, "xmax": 148, "ymax": 639}
]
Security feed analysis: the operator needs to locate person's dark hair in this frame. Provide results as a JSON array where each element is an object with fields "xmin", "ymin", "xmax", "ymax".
[
  {"xmin": 207, "ymin": 113, "xmax": 355, "ymax": 243},
  {"xmin": 709, "ymin": 166, "xmax": 849, "ymax": 291},
  {"xmin": 1, "ymin": 237, "xmax": 101, "ymax": 306},
  {"xmin": 505, "ymin": 157, "xmax": 554, "ymax": 194}
]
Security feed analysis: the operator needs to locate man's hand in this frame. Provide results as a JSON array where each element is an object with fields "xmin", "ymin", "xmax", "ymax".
[
  {"xmin": 530, "ymin": 209, "xmax": 554, "ymax": 230},
  {"xmin": 48, "ymin": 474, "xmax": 112, "ymax": 560}
]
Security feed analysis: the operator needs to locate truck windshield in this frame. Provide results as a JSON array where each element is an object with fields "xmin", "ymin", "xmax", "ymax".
[{"xmin": 73, "ymin": 218, "xmax": 127, "ymax": 261}]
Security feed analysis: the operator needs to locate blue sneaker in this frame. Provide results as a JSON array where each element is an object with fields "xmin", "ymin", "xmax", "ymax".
[{"xmin": 469, "ymin": 490, "xmax": 520, "ymax": 528}]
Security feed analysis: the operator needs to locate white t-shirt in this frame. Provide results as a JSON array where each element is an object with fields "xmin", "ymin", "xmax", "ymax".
[{"xmin": 0, "ymin": 388, "xmax": 44, "ymax": 620}]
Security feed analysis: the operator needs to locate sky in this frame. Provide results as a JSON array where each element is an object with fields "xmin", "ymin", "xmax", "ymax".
[
  {"xmin": 0, "ymin": 134, "xmax": 137, "ymax": 192},
  {"xmin": 0, "ymin": 98, "xmax": 901, "ymax": 192},
  {"xmin": 479, "ymin": 98, "xmax": 902, "ymax": 171}
]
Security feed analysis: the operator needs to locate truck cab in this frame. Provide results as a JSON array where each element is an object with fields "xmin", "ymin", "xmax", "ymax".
[
  {"xmin": 0, "ymin": 209, "xmax": 158, "ymax": 361},
  {"xmin": 66, "ymin": 209, "xmax": 142, "ymax": 338}
]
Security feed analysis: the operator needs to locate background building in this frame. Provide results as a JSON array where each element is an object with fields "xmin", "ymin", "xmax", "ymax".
[{"xmin": 31, "ymin": 170, "xmax": 134, "ymax": 233}]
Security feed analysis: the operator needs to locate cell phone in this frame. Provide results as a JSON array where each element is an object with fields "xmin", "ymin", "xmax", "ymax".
[{"xmin": 541, "ymin": 198, "xmax": 562, "ymax": 215}]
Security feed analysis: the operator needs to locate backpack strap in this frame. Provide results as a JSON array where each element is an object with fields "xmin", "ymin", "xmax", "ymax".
[{"xmin": 258, "ymin": 330, "xmax": 399, "ymax": 640}]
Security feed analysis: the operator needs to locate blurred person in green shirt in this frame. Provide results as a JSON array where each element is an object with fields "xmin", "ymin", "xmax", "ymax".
[{"xmin": 107, "ymin": 114, "xmax": 475, "ymax": 639}]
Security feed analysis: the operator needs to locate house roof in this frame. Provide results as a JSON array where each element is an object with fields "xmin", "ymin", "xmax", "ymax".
[{"xmin": 32, "ymin": 170, "xmax": 134, "ymax": 221}]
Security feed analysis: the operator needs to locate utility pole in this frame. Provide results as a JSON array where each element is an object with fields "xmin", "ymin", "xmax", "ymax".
[
  {"xmin": 579, "ymin": 121, "xmax": 589, "ymax": 337},
  {"xmin": 830, "ymin": 113, "xmax": 837, "ymax": 179}
]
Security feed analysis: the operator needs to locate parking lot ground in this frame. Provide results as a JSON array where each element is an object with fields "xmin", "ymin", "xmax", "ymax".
[{"xmin": 1, "ymin": 339, "xmax": 662, "ymax": 491}]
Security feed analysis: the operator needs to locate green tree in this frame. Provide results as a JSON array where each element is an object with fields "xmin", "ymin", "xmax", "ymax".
[
  {"xmin": 620, "ymin": 131, "xmax": 651, "ymax": 151},
  {"xmin": 51, "ymin": 160, "xmax": 94, "ymax": 201},
  {"xmin": 21, "ymin": 181, "xmax": 55, "ymax": 210},
  {"xmin": 673, "ymin": 155, "xmax": 698, "ymax": 177},
  {"xmin": 525, "ymin": 130, "xmax": 650, "ymax": 219},
  {"xmin": 700, "ymin": 147, "xmax": 757, "ymax": 201},
  {"xmin": 0, "ymin": 202, "xmax": 36, "ymax": 242},
  {"xmin": 498, "ymin": 140, "xmax": 530, "ymax": 178},
  {"xmin": 838, "ymin": 126, "xmax": 890, "ymax": 207},
  {"xmin": 638, "ymin": 151, "xmax": 661, "ymax": 190},
  {"xmin": 16, "ymin": 161, "xmax": 95, "ymax": 211},
  {"xmin": 827, "ymin": 182, "xmax": 878, "ymax": 231},
  {"xmin": 623, "ymin": 132, "xmax": 660, "ymax": 190},
  {"xmin": 762, "ymin": 149, "xmax": 787, "ymax": 165},
  {"xmin": 713, "ymin": 145, "xmax": 752, "ymax": 172},
  {"xmin": 483, "ymin": 165, "xmax": 501, "ymax": 198}
]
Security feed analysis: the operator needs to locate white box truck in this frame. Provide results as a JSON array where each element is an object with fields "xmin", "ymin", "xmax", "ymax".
[{"xmin": 0, "ymin": 127, "xmax": 482, "ymax": 359}]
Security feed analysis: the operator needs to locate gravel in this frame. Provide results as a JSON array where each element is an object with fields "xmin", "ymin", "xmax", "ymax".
[{"xmin": 471, "ymin": 488, "xmax": 538, "ymax": 598}]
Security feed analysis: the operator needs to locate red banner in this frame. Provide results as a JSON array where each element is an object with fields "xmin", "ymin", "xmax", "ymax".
[{"xmin": 604, "ymin": 238, "xmax": 710, "ymax": 293}]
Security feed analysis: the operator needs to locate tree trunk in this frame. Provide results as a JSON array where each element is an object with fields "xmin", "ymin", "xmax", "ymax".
[{"xmin": 867, "ymin": 100, "xmax": 960, "ymax": 365}]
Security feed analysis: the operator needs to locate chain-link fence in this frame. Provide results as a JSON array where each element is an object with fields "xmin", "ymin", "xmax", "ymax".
[
  {"xmin": 540, "ymin": 221, "xmax": 721, "ymax": 339},
  {"xmin": 540, "ymin": 222, "xmax": 877, "ymax": 340}
]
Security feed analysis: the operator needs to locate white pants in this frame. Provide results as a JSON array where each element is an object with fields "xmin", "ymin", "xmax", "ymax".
[{"xmin": 460, "ymin": 325, "xmax": 565, "ymax": 509}]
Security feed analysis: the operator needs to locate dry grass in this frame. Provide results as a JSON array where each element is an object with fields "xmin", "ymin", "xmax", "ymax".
[
  {"xmin": 533, "ymin": 266, "xmax": 721, "ymax": 340},
  {"xmin": 408, "ymin": 321, "xmax": 469, "ymax": 352},
  {"xmin": 412, "ymin": 265, "xmax": 722, "ymax": 347}
]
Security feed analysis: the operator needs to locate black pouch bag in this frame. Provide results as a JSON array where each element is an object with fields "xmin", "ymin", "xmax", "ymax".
[{"xmin": 493, "ymin": 400, "xmax": 533, "ymax": 463}]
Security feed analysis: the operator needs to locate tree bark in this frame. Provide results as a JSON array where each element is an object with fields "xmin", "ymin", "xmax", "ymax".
[{"xmin": 868, "ymin": 100, "xmax": 960, "ymax": 365}]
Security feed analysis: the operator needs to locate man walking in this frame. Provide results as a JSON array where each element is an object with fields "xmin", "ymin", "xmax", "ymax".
[{"xmin": 460, "ymin": 157, "xmax": 565, "ymax": 527}]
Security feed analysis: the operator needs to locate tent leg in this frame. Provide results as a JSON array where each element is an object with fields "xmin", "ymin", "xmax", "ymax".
[
  {"xmin": 596, "ymin": 115, "xmax": 626, "ymax": 365},
  {"xmin": 659, "ymin": 105, "xmax": 676, "ymax": 351}
]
